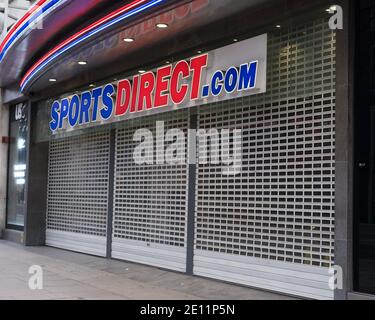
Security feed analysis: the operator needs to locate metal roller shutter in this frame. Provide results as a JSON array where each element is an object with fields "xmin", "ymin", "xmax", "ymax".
[
  {"xmin": 194, "ymin": 18, "xmax": 336, "ymax": 299},
  {"xmin": 46, "ymin": 131, "xmax": 110, "ymax": 256},
  {"xmin": 112, "ymin": 111, "xmax": 189, "ymax": 272}
]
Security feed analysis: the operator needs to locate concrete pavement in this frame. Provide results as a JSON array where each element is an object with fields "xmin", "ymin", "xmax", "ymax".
[{"xmin": 0, "ymin": 240, "xmax": 296, "ymax": 300}]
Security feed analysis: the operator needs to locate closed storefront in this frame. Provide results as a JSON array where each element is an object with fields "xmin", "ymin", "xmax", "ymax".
[
  {"xmin": 28, "ymin": 10, "xmax": 336, "ymax": 299},
  {"xmin": 3, "ymin": 0, "xmax": 366, "ymax": 301}
]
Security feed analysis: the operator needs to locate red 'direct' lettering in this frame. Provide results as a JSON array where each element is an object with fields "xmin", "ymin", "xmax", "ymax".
[
  {"xmin": 154, "ymin": 65, "xmax": 172, "ymax": 108},
  {"xmin": 131, "ymin": 75, "xmax": 139, "ymax": 113},
  {"xmin": 115, "ymin": 79, "xmax": 131, "ymax": 116},
  {"xmin": 170, "ymin": 60, "xmax": 190, "ymax": 105},
  {"xmin": 138, "ymin": 72, "xmax": 156, "ymax": 111},
  {"xmin": 190, "ymin": 54, "xmax": 208, "ymax": 100}
]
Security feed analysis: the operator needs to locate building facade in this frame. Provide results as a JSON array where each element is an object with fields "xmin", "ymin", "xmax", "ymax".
[{"xmin": 0, "ymin": 0, "xmax": 371, "ymax": 300}]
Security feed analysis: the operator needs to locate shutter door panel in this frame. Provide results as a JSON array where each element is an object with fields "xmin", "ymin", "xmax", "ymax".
[
  {"xmin": 112, "ymin": 111, "xmax": 189, "ymax": 272},
  {"xmin": 46, "ymin": 131, "xmax": 110, "ymax": 256},
  {"xmin": 194, "ymin": 251, "xmax": 333, "ymax": 300},
  {"xmin": 194, "ymin": 18, "xmax": 336, "ymax": 299}
]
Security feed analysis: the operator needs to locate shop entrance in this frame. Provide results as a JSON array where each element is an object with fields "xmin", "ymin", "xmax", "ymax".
[
  {"xmin": 46, "ymin": 132, "xmax": 110, "ymax": 256},
  {"xmin": 354, "ymin": 0, "xmax": 375, "ymax": 295},
  {"xmin": 111, "ymin": 111, "xmax": 189, "ymax": 272},
  {"xmin": 46, "ymin": 110, "xmax": 189, "ymax": 271},
  {"xmin": 44, "ymin": 13, "xmax": 336, "ymax": 299}
]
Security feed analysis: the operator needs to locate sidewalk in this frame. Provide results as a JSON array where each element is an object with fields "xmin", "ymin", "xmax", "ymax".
[{"xmin": 0, "ymin": 240, "xmax": 296, "ymax": 300}]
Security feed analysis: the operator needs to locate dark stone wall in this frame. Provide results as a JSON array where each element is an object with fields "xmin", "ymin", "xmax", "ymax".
[
  {"xmin": 334, "ymin": 0, "xmax": 355, "ymax": 300},
  {"xmin": 24, "ymin": 123, "xmax": 49, "ymax": 246}
]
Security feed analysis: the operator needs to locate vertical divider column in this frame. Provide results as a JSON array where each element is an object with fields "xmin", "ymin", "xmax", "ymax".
[
  {"xmin": 106, "ymin": 129, "xmax": 116, "ymax": 258},
  {"xmin": 186, "ymin": 111, "xmax": 198, "ymax": 275}
]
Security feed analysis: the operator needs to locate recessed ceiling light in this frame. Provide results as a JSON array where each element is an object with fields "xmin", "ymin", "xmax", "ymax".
[
  {"xmin": 89, "ymin": 84, "xmax": 95, "ymax": 87},
  {"xmin": 156, "ymin": 23, "xmax": 168, "ymax": 29},
  {"xmin": 233, "ymin": 38, "xmax": 238, "ymax": 42},
  {"xmin": 78, "ymin": 61, "xmax": 87, "ymax": 65},
  {"xmin": 139, "ymin": 70, "xmax": 146, "ymax": 74},
  {"xmin": 276, "ymin": 25, "xmax": 281, "ymax": 29},
  {"xmin": 197, "ymin": 50, "xmax": 202, "ymax": 54},
  {"xmin": 124, "ymin": 38, "xmax": 135, "ymax": 42},
  {"xmin": 49, "ymin": 78, "xmax": 57, "ymax": 82},
  {"xmin": 326, "ymin": 5, "xmax": 337, "ymax": 13}
]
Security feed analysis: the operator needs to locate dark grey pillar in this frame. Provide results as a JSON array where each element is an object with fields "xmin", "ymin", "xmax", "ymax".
[
  {"xmin": 0, "ymin": 97, "xmax": 9, "ymax": 238},
  {"xmin": 106, "ymin": 129, "xmax": 116, "ymax": 258},
  {"xmin": 334, "ymin": 0, "xmax": 355, "ymax": 300},
  {"xmin": 24, "ymin": 141, "xmax": 49, "ymax": 246},
  {"xmin": 186, "ymin": 112, "xmax": 197, "ymax": 275}
]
